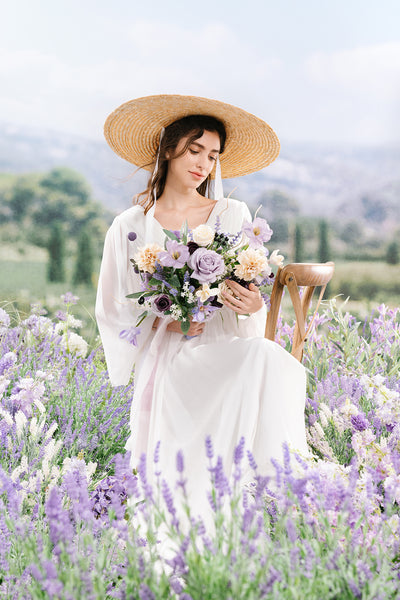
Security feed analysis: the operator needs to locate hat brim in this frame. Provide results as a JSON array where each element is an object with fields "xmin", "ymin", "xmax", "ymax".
[{"xmin": 104, "ymin": 94, "xmax": 280, "ymax": 179}]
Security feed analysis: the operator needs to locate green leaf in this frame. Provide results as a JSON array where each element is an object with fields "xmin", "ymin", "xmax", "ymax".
[
  {"xmin": 163, "ymin": 229, "xmax": 180, "ymax": 241},
  {"xmin": 170, "ymin": 274, "xmax": 181, "ymax": 288},
  {"xmin": 126, "ymin": 291, "xmax": 144, "ymax": 299},
  {"xmin": 136, "ymin": 312, "xmax": 148, "ymax": 326}
]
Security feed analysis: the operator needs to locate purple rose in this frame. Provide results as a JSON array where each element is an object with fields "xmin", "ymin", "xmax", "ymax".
[
  {"xmin": 153, "ymin": 294, "xmax": 172, "ymax": 314},
  {"xmin": 188, "ymin": 248, "xmax": 225, "ymax": 284}
]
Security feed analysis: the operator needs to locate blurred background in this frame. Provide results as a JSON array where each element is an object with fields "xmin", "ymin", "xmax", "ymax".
[{"xmin": 1, "ymin": 0, "xmax": 399, "ymax": 340}]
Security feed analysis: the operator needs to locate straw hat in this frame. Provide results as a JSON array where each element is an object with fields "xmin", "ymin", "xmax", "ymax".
[{"xmin": 104, "ymin": 94, "xmax": 280, "ymax": 179}]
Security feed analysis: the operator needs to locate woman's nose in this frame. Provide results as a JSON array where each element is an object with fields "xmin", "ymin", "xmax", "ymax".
[{"xmin": 196, "ymin": 153, "xmax": 208, "ymax": 171}]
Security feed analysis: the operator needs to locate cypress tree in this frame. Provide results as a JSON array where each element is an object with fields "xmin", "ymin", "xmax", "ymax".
[
  {"xmin": 318, "ymin": 220, "xmax": 331, "ymax": 263},
  {"xmin": 386, "ymin": 241, "xmax": 399, "ymax": 265},
  {"xmin": 47, "ymin": 222, "xmax": 66, "ymax": 282},
  {"xmin": 294, "ymin": 222, "xmax": 304, "ymax": 263},
  {"xmin": 73, "ymin": 227, "xmax": 94, "ymax": 286}
]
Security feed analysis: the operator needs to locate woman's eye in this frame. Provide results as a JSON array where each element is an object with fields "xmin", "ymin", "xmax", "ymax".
[
  {"xmin": 209, "ymin": 155, "xmax": 217, "ymax": 161},
  {"xmin": 189, "ymin": 149, "xmax": 199, "ymax": 155}
]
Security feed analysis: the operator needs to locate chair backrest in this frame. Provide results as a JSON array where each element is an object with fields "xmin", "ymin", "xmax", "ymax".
[{"xmin": 264, "ymin": 262, "xmax": 335, "ymax": 362}]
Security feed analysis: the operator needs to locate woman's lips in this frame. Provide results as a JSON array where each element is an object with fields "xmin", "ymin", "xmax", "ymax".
[{"xmin": 189, "ymin": 171, "xmax": 204, "ymax": 179}]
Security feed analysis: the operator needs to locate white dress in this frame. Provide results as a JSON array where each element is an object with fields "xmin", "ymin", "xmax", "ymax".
[{"xmin": 96, "ymin": 197, "xmax": 309, "ymax": 519}]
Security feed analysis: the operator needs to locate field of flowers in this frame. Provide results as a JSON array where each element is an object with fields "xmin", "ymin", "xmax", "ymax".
[{"xmin": 1, "ymin": 294, "xmax": 400, "ymax": 599}]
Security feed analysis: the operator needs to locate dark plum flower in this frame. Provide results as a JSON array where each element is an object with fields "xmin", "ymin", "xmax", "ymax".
[
  {"xmin": 153, "ymin": 294, "xmax": 172, "ymax": 314},
  {"xmin": 128, "ymin": 231, "xmax": 137, "ymax": 241},
  {"xmin": 187, "ymin": 241, "xmax": 200, "ymax": 255}
]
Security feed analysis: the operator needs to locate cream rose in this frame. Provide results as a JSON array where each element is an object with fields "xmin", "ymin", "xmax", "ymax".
[
  {"xmin": 134, "ymin": 243, "xmax": 163, "ymax": 273},
  {"xmin": 192, "ymin": 224, "xmax": 215, "ymax": 247},
  {"xmin": 234, "ymin": 248, "xmax": 270, "ymax": 281}
]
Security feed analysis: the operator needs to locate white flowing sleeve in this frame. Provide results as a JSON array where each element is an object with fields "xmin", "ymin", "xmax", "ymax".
[
  {"xmin": 230, "ymin": 201, "xmax": 267, "ymax": 338},
  {"xmin": 95, "ymin": 214, "xmax": 154, "ymax": 386}
]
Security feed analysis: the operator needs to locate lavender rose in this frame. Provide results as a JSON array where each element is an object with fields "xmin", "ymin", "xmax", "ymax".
[
  {"xmin": 153, "ymin": 294, "xmax": 173, "ymax": 314},
  {"xmin": 188, "ymin": 248, "xmax": 225, "ymax": 284}
]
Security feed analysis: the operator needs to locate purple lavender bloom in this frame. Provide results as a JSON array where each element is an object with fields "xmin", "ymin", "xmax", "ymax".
[
  {"xmin": 139, "ymin": 583, "xmax": 156, "ymax": 600},
  {"xmin": 234, "ymin": 436, "xmax": 245, "ymax": 465},
  {"xmin": 351, "ymin": 412, "xmax": 370, "ymax": 432},
  {"xmin": 0, "ymin": 352, "xmax": 17, "ymax": 376},
  {"xmin": 119, "ymin": 326, "xmax": 141, "ymax": 346},
  {"xmin": 90, "ymin": 475, "xmax": 130, "ymax": 520},
  {"xmin": 158, "ymin": 240, "xmax": 190, "ymax": 268},
  {"xmin": 61, "ymin": 292, "xmax": 79, "ymax": 305},
  {"xmin": 205, "ymin": 436, "xmax": 214, "ymax": 460},
  {"xmin": 188, "ymin": 248, "xmax": 225, "ymax": 284},
  {"xmin": 176, "ymin": 450, "xmax": 184, "ymax": 473},
  {"xmin": 152, "ymin": 294, "xmax": 173, "ymax": 314},
  {"xmin": 45, "ymin": 488, "xmax": 74, "ymax": 554},
  {"xmin": 128, "ymin": 231, "xmax": 137, "ymax": 241},
  {"xmin": 243, "ymin": 217, "xmax": 273, "ymax": 248}
]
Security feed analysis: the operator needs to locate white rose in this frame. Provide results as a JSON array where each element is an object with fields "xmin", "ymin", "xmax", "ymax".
[{"xmin": 192, "ymin": 225, "xmax": 215, "ymax": 247}]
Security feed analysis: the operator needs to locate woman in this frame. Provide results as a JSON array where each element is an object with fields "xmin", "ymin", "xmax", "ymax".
[{"xmin": 96, "ymin": 94, "xmax": 308, "ymax": 518}]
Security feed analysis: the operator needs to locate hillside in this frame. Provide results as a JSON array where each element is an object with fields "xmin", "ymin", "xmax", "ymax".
[{"xmin": 0, "ymin": 122, "xmax": 399, "ymax": 231}]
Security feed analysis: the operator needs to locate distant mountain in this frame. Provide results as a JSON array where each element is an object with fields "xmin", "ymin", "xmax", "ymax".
[{"xmin": 1, "ymin": 122, "xmax": 399, "ymax": 230}]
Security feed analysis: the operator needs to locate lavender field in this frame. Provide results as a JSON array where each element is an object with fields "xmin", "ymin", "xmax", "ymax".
[{"xmin": 1, "ymin": 295, "xmax": 400, "ymax": 599}]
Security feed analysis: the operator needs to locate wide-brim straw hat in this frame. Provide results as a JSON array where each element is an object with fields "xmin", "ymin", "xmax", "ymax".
[{"xmin": 104, "ymin": 94, "xmax": 280, "ymax": 179}]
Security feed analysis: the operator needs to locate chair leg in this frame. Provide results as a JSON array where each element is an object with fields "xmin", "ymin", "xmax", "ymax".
[{"xmin": 265, "ymin": 280, "xmax": 284, "ymax": 341}]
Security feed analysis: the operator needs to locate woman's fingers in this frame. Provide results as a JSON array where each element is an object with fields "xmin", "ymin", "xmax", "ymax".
[{"xmin": 222, "ymin": 280, "xmax": 263, "ymax": 314}]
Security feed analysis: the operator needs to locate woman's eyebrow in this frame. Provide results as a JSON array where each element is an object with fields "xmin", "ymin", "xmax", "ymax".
[{"xmin": 191, "ymin": 141, "xmax": 220, "ymax": 153}]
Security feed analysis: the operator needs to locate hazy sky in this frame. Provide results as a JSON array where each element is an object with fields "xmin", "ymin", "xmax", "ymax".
[{"xmin": 2, "ymin": 0, "xmax": 400, "ymax": 146}]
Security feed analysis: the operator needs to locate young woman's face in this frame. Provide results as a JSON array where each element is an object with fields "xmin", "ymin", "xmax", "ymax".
[{"xmin": 167, "ymin": 130, "xmax": 221, "ymax": 190}]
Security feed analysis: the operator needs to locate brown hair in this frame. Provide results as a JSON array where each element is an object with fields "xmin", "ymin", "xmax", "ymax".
[{"xmin": 135, "ymin": 114, "xmax": 226, "ymax": 214}]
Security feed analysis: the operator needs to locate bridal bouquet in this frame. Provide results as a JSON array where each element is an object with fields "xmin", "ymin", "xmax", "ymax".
[{"xmin": 126, "ymin": 217, "xmax": 283, "ymax": 335}]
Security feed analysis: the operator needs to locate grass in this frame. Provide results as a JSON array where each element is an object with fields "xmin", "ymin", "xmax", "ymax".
[{"xmin": 1, "ymin": 252, "xmax": 400, "ymax": 340}]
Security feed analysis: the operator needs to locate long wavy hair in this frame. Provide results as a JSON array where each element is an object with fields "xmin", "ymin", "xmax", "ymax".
[{"xmin": 135, "ymin": 114, "xmax": 226, "ymax": 214}]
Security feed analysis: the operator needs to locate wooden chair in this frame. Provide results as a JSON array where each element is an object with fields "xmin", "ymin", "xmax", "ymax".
[{"xmin": 265, "ymin": 262, "xmax": 335, "ymax": 362}]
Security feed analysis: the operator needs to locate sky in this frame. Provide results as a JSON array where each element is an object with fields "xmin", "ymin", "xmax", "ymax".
[{"xmin": 1, "ymin": 0, "xmax": 400, "ymax": 146}]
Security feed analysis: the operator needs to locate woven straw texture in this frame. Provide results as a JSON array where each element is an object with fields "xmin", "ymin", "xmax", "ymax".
[{"xmin": 104, "ymin": 94, "xmax": 280, "ymax": 179}]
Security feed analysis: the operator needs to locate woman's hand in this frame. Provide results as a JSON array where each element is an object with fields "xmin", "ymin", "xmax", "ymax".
[
  {"xmin": 221, "ymin": 280, "xmax": 264, "ymax": 315},
  {"xmin": 153, "ymin": 317, "xmax": 205, "ymax": 336}
]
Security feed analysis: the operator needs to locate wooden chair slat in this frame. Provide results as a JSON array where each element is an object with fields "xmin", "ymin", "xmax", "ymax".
[{"xmin": 265, "ymin": 262, "xmax": 335, "ymax": 362}]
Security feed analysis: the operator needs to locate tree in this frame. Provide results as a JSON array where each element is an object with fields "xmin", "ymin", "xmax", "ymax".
[
  {"xmin": 386, "ymin": 241, "xmax": 399, "ymax": 265},
  {"xmin": 47, "ymin": 222, "xmax": 66, "ymax": 282},
  {"xmin": 294, "ymin": 222, "xmax": 304, "ymax": 263},
  {"xmin": 9, "ymin": 177, "xmax": 36, "ymax": 222},
  {"xmin": 73, "ymin": 227, "xmax": 94, "ymax": 286},
  {"xmin": 41, "ymin": 167, "xmax": 91, "ymax": 203},
  {"xmin": 318, "ymin": 220, "xmax": 331, "ymax": 263}
]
